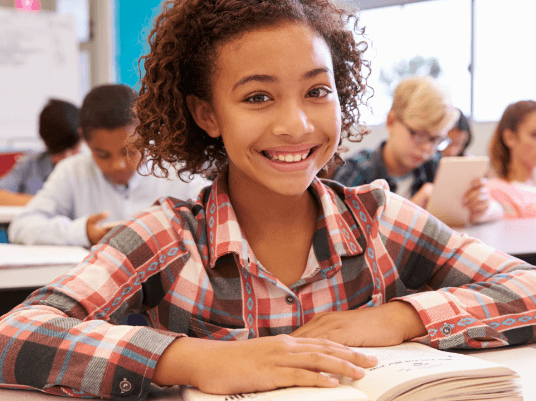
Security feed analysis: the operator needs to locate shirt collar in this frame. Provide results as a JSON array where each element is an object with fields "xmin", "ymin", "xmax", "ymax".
[{"xmin": 205, "ymin": 170, "xmax": 364, "ymax": 274}]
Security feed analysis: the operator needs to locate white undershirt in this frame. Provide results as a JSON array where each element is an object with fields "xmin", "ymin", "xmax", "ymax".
[{"xmin": 393, "ymin": 174, "xmax": 414, "ymax": 200}]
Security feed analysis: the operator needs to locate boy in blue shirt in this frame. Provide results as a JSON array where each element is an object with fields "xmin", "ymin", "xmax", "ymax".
[{"xmin": 0, "ymin": 99, "xmax": 82, "ymax": 206}]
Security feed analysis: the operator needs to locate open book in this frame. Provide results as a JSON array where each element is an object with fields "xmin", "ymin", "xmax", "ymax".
[{"xmin": 180, "ymin": 342, "xmax": 521, "ymax": 401}]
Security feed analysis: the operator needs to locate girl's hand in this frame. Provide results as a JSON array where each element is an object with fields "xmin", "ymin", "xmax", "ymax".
[
  {"xmin": 153, "ymin": 335, "xmax": 378, "ymax": 394},
  {"xmin": 462, "ymin": 178, "xmax": 490, "ymax": 223},
  {"xmin": 410, "ymin": 183, "xmax": 434, "ymax": 209},
  {"xmin": 290, "ymin": 301, "xmax": 427, "ymax": 347}
]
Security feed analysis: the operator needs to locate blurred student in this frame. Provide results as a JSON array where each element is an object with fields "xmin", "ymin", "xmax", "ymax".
[
  {"xmin": 331, "ymin": 75, "xmax": 499, "ymax": 225},
  {"xmin": 0, "ymin": 99, "xmax": 82, "ymax": 206},
  {"xmin": 441, "ymin": 108, "xmax": 472, "ymax": 157},
  {"xmin": 8, "ymin": 84, "xmax": 210, "ymax": 247},
  {"xmin": 487, "ymin": 100, "xmax": 536, "ymax": 219}
]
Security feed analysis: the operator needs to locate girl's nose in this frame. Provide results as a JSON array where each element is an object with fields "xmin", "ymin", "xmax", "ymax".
[{"xmin": 272, "ymin": 102, "xmax": 314, "ymax": 137}]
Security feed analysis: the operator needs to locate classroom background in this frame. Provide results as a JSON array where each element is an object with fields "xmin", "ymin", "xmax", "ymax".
[{"xmin": 1, "ymin": 0, "xmax": 535, "ymax": 162}]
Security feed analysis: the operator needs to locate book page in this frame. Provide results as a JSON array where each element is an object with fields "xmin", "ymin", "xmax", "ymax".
[
  {"xmin": 180, "ymin": 343, "xmax": 519, "ymax": 401},
  {"xmin": 341, "ymin": 342, "xmax": 517, "ymax": 401}
]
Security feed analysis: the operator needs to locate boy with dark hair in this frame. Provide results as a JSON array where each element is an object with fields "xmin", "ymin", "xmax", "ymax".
[
  {"xmin": 9, "ymin": 84, "xmax": 209, "ymax": 247},
  {"xmin": 0, "ymin": 99, "xmax": 82, "ymax": 205}
]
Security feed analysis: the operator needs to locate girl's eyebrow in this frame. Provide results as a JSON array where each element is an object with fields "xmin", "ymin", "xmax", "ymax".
[
  {"xmin": 232, "ymin": 74, "xmax": 276, "ymax": 91},
  {"xmin": 232, "ymin": 67, "xmax": 333, "ymax": 92}
]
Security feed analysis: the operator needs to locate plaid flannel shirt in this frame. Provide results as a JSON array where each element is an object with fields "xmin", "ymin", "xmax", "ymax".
[
  {"xmin": 332, "ymin": 141, "xmax": 441, "ymax": 197},
  {"xmin": 1, "ymin": 171, "xmax": 535, "ymax": 400}
]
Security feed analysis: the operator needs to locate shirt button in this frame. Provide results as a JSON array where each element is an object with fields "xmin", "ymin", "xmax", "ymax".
[
  {"xmin": 440, "ymin": 323, "xmax": 453, "ymax": 336},
  {"xmin": 120, "ymin": 378, "xmax": 132, "ymax": 393},
  {"xmin": 285, "ymin": 295, "xmax": 295, "ymax": 305}
]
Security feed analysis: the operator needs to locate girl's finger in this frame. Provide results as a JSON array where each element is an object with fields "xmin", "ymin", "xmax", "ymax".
[
  {"xmin": 287, "ymin": 340, "xmax": 378, "ymax": 370},
  {"xmin": 272, "ymin": 367, "xmax": 341, "ymax": 389}
]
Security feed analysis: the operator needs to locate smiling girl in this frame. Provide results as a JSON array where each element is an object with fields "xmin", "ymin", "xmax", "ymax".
[{"xmin": 1, "ymin": 0, "xmax": 535, "ymax": 400}]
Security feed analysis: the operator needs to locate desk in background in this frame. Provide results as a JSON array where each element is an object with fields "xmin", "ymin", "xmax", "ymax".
[
  {"xmin": 0, "ymin": 342, "xmax": 534, "ymax": 400},
  {"xmin": 0, "ymin": 206, "xmax": 24, "ymax": 224},
  {"xmin": 0, "ymin": 244, "xmax": 89, "ymax": 315},
  {"xmin": 458, "ymin": 217, "xmax": 536, "ymax": 265}
]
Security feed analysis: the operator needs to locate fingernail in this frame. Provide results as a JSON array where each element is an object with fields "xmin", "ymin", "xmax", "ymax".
[
  {"xmin": 365, "ymin": 354, "xmax": 378, "ymax": 363},
  {"xmin": 353, "ymin": 367, "xmax": 366, "ymax": 379},
  {"xmin": 328, "ymin": 377, "xmax": 339, "ymax": 385}
]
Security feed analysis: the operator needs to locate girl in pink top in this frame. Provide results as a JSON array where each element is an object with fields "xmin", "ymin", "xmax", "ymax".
[{"xmin": 488, "ymin": 100, "xmax": 536, "ymax": 218}]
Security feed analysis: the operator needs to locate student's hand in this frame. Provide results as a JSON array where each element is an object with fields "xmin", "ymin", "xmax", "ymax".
[
  {"xmin": 86, "ymin": 211, "xmax": 113, "ymax": 245},
  {"xmin": 290, "ymin": 301, "xmax": 427, "ymax": 348},
  {"xmin": 462, "ymin": 178, "xmax": 490, "ymax": 223},
  {"xmin": 152, "ymin": 335, "xmax": 378, "ymax": 394},
  {"xmin": 409, "ymin": 182, "xmax": 434, "ymax": 209}
]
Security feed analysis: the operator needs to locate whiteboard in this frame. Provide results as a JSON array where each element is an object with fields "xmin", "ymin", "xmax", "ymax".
[{"xmin": 0, "ymin": 8, "xmax": 79, "ymax": 144}]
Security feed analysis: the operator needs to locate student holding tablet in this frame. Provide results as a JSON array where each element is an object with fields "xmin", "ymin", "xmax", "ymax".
[
  {"xmin": 487, "ymin": 100, "xmax": 536, "ymax": 218},
  {"xmin": 331, "ymin": 75, "xmax": 501, "ymax": 225}
]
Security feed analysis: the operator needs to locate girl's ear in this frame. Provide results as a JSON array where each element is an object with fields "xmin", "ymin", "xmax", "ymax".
[
  {"xmin": 186, "ymin": 95, "xmax": 221, "ymax": 138},
  {"xmin": 502, "ymin": 128, "xmax": 517, "ymax": 149}
]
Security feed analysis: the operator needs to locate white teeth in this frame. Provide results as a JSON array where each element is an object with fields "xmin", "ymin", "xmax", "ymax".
[{"xmin": 268, "ymin": 151, "xmax": 311, "ymax": 162}]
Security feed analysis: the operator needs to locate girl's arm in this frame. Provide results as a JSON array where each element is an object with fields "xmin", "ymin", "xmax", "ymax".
[
  {"xmin": 292, "ymin": 181, "xmax": 536, "ymax": 349},
  {"xmin": 1, "ymin": 201, "xmax": 377, "ymax": 399},
  {"xmin": 0, "ymin": 212, "xmax": 182, "ymax": 399}
]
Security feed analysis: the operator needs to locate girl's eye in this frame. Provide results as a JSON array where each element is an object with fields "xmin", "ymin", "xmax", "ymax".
[
  {"xmin": 244, "ymin": 93, "xmax": 271, "ymax": 103},
  {"xmin": 307, "ymin": 87, "xmax": 332, "ymax": 98}
]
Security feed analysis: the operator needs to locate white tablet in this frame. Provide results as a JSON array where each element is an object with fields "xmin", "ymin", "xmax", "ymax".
[{"xmin": 426, "ymin": 156, "xmax": 490, "ymax": 227}]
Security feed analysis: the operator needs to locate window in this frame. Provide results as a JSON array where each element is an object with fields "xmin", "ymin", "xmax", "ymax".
[
  {"xmin": 358, "ymin": 0, "xmax": 471, "ymax": 125},
  {"xmin": 474, "ymin": 0, "xmax": 536, "ymax": 121}
]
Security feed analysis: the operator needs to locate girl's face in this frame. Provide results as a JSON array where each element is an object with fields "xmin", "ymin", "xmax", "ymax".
[
  {"xmin": 506, "ymin": 111, "xmax": 536, "ymax": 172},
  {"xmin": 196, "ymin": 23, "xmax": 341, "ymax": 197}
]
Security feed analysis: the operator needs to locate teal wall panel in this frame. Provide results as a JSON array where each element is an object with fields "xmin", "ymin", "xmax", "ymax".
[{"xmin": 115, "ymin": 0, "xmax": 164, "ymax": 89}]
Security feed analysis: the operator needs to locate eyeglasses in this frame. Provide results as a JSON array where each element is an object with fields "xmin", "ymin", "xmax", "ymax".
[{"xmin": 400, "ymin": 119, "xmax": 452, "ymax": 152}]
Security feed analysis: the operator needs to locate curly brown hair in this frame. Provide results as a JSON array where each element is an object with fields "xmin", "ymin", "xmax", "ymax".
[
  {"xmin": 489, "ymin": 100, "xmax": 536, "ymax": 179},
  {"xmin": 135, "ymin": 0, "xmax": 371, "ymax": 180}
]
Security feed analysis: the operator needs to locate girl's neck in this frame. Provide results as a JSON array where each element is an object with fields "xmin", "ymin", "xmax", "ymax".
[
  {"xmin": 383, "ymin": 142, "xmax": 411, "ymax": 177},
  {"xmin": 228, "ymin": 173, "xmax": 318, "ymax": 235},
  {"xmin": 507, "ymin": 159, "xmax": 535, "ymax": 184}
]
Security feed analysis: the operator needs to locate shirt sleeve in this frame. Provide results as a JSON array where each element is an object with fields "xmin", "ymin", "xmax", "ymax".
[
  {"xmin": 0, "ymin": 207, "xmax": 188, "ymax": 399},
  {"xmin": 7, "ymin": 161, "xmax": 91, "ymax": 247},
  {"xmin": 377, "ymin": 188, "xmax": 536, "ymax": 349}
]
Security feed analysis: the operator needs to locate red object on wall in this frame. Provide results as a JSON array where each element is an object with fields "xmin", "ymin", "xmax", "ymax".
[{"xmin": 0, "ymin": 152, "xmax": 24, "ymax": 178}]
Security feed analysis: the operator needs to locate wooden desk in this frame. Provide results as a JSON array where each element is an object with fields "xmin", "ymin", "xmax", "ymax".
[
  {"xmin": 458, "ymin": 218, "xmax": 536, "ymax": 263},
  {"xmin": 0, "ymin": 343, "xmax": 535, "ymax": 401}
]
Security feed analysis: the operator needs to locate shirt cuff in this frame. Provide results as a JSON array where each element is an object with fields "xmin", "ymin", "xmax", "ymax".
[
  {"xmin": 107, "ymin": 328, "xmax": 183, "ymax": 400},
  {"xmin": 393, "ymin": 291, "xmax": 507, "ymax": 350},
  {"xmin": 67, "ymin": 215, "xmax": 92, "ymax": 247}
]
